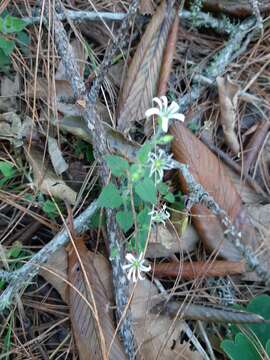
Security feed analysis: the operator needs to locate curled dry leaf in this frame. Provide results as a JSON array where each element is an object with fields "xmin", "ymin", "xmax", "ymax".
[
  {"xmin": 68, "ymin": 240, "xmax": 126, "ymax": 360},
  {"xmin": 117, "ymin": 1, "xmax": 175, "ymax": 133},
  {"xmin": 146, "ymin": 222, "xmax": 199, "ymax": 258},
  {"xmin": 48, "ymin": 136, "xmax": 68, "ymax": 175},
  {"xmin": 217, "ymin": 75, "xmax": 240, "ymax": 154},
  {"xmin": 153, "ymin": 300, "xmax": 265, "ymax": 323},
  {"xmin": 152, "ymin": 260, "xmax": 246, "ymax": 279},
  {"xmin": 25, "ymin": 147, "xmax": 77, "ymax": 204}
]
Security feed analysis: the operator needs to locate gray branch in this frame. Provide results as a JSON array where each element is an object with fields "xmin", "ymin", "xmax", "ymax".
[
  {"xmin": 44, "ymin": 2, "xmax": 137, "ymax": 358},
  {"xmin": 0, "ymin": 200, "xmax": 97, "ymax": 310},
  {"xmin": 25, "ymin": 8, "xmax": 236, "ymax": 35},
  {"xmin": 178, "ymin": 16, "xmax": 257, "ymax": 113},
  {"xmin": 173, "ymin": 161, "xmax": 270, "ymax": 286}
]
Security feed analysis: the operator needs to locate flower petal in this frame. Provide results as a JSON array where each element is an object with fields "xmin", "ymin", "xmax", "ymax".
[
  {"xmin": 132, "ymin": 269, "xmax": 137, "ymax": 282},
  {"xmin": 145, "ymin": 108, "xmax": 160, "ymax": 118},
  {"xmin": 160, "ymin": 96, "xmax": 168, "ymax": 110},
  {"xmin": 168, "ymin": 113, "xmax": 185, "ymax": 122},
  {"xmin": 137, "ymin": 271, "xmax": 145, "ymax": 280},
  {"xmin": 161, "ymin": 117, "xmax": 169, "ymax": 132},
  {"xmin": 123, "ymin": 264, "xmax": 133, "ymax": 270},
  {"xmin": 140, "ymin": 264, "xmax": 151, "ymax": 272},
  {"xmin": 127, "ymin": 267, "xmax": 133, "ymax": 280},
  {"xmin": 125, "ymin": 253, "xmax": 135, "ymax": 262},
  {"xmin": 152, "ymin": 97, "xmax": 163, "ymax": 110}
]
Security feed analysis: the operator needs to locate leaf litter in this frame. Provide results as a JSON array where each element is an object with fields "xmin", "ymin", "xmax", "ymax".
[{"xmin": 1, "ymin": 1, "xmax": 270, "ymax": 359}]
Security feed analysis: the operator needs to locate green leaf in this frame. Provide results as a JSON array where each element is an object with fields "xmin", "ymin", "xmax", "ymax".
[
  {"xmin": 157, "ymin": 182, "xmax": 169, "ymax": 195},
  {"xmin": 97, "ymin": 183, "xmax": 123, "ymax": 209},
  {"xmin": 157, "ymin": 135, "xmax": 174, "ymax": 144},
  {"xmin": 137, "ymin": 142, "xmax": 153, "ymax": 163},
  {"xmin": 74, "ymin": 140, "xmax": 94, "ymax": 162},
  {"xmin": 0, "ymin": 15, "xmax": 29, "ymax": 34},
  {"xmin": 89, "ymin": 210, "xmax": 104, "ymax": 229},
  {"xmin": 15, "ymin": 30, "xmax": 30, "ymax": 54},
  {"xmin": 245, "ymin": 295, "xmax": 270, "ymax": 347},
  {"xmin": 0, "ymin": 48, "xmax": 10, "ymax": 69},
  {"xmin": 136, "ymin": 228, "xmax": 148, "ymax": 252},
  {"xmin": 137, "ymin": 207, "xmax": 151, "ymax": 227},
  {"xmin": 0, "ymin": 36, "xmax": 15, "ymax": 56},
  {"xmin": 266, "ymin": 339, "xmax": 270, "ymax": 356},
  {"xmin": 164, "ymin": 192, "xmax": 175, "ymax": 203},
  {"xmin": 221, "ymin": 333, "xmax": 261, "ymax": 360},
  {"xmin": 116, "ymin": 210, "xmax": 133, "ymax": 232},
  {"xmin": 105, "ymin": 154, "xmax": 129, "ymax": 176},
  {"xmin": 0, "ymin": 161, "xmax": 14, "ymax": 177},
  {"xmin": 8, "ymin": 242, "xmax": 22, "ymax": 259},
  {"xmin": 42, "ymin": 200, "xmax": 58, "ymax": 219},
  {"xmin": 135, "ymin": 178, "xmax": 157, "ymax": 204}
]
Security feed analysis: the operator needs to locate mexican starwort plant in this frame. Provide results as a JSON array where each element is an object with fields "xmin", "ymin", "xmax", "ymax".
[{"xmin": 97, "ymin": 96, "xmax": 185, "ymax": 281}]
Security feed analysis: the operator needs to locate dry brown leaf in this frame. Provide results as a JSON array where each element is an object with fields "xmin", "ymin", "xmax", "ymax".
[
  {"xmin": 39, "ymin": 247, "xmax": 68, "ymax": 302},
  {"xmin": 146, "ymin": 223, "xmax": 198, "ymax": 258},
  {"xmin": 217, "ymin": 76, "xmax": 240, "ymax": 154},
  {"xmin": 131, "ymin": 279, "xmax": 202, "ymax": 360},
  {"xmin": 117, "ymin": 1, "xmax": 174, "ymax": 133},
  {"xmin": 48, "ymin": 136, "xmax": 68, "ymax": 175},
  {"xmin": 171, "ymin": 122, "xmax": 257, "ymax": 260},
  {"xmin": 39, "ymin": 243, "xmax": 202, "ymax": 359},
  {"xmin": 68, "ymin": 240, "xmax": 126, "ymax": 360},
  {"xmin": 25, "ymin": 147, "xmax": 77, "ymax": 204}
]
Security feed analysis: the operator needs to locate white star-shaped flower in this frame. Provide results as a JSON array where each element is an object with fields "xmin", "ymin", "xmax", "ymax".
[
  {"xmin": 123, "ymin": 253, "xmax": 151, "ymax": 282},
  {"xmin": 145, "ymin": 96, "xmax": 185, "ymax": 132},
  {"xmin": 148, "ymin": 204, "xmax": 170, "ymax": 225},
  {"xmin": 148, "ymin": 148, "xmax": 175, "ymax": 183}
]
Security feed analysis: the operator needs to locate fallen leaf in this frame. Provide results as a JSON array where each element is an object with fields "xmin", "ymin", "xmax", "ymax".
[
  {"xmin": 0, "ymin": 112, "xmax": 32, "ymax": 147},
  {"xmin": 25, "ymin": 147, "xmax": 77, "ymax": 204},
  {"xmin": 68, "ymin": 240, "xmax": 126, "ymax": 360},
  {"xmin": 217, "ymin": 75, "xmax": 240, "ymax": 154},
  {"xmin": 131, "ymin": 279, "xmax": 202, "ymax": 359},
  {"xmin": 38, "ymin": 242, "xmax": 202, "ymax": 359},
  {"xmin": 39, "ymin": 247, "xmax": 68, "ymax": 302},
  {"xmin": 146, "ymin": 222, "xmax": 198, "ymax": 258},
  {"xmin": 48, "ymin": 136, "xmax": 68, "ymax": 175},
  {"xmin": 171, "ymin": 122, "xmax": 256, "ymax": 260},
  {"xmin": 117, "ymin": 1, "xmax": 175, "ymax": 133}
]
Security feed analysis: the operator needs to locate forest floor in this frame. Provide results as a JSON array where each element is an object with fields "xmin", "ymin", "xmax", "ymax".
[{"xmin": 1, "ymin": 1, "xmax": 270, "ymax": 359}]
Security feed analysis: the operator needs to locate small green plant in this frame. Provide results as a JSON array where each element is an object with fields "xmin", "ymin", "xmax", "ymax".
[
  {"xmin": 0, "ymin": 161, "xmax": 16, "ymax": 187},
  {"xmin": 97, "ymin": 97, "xmax": 185, "ymax": 255},
  {"xmin": 0, "ymin": 11, "xmax": 30, "ymax": 70},
  {"xmin": 221, "ymin": 295, "xmax": 270, "ymax": 360}
]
